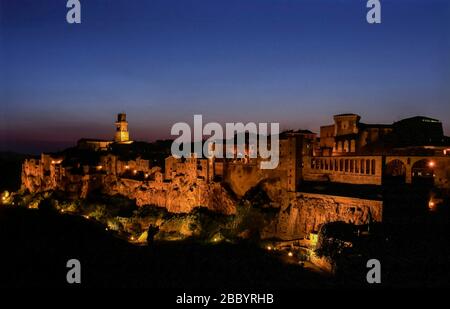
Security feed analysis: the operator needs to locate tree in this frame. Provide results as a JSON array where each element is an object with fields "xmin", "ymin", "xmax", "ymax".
[{"xmin": 146, "ymin": 225, "xmax": 160, "ymax": 246}]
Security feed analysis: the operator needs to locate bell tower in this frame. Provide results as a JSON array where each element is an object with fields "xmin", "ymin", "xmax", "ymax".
[{"xmin": 114, "ymin": 112, "xmax": 132, "ymax": 144}]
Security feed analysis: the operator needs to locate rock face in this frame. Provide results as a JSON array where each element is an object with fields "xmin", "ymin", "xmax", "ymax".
[
  {"xmin": 263, "ymin": 192, "xmax": 383, "ymax": 240},
  {"xmin": 21, "ymin": 155, "xmax": 237, "ymax": 215},
  {"xmin": 102, "ymin": 175, "xmax": 236, "ymax": 215},
  {"xmin": 21, "ymin": 156, "xmax": 382, "ymax": 238}
]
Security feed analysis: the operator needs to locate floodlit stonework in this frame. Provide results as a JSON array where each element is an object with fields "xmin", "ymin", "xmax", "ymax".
[{"xmin": 20, "ymin": 113, "xmax": 450, "ymax": 239}]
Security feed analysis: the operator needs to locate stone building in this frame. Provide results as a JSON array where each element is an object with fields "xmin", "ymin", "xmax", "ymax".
[
  {"xmin": 309, "ymin": 114, "xmax": 450, "ymax": 188},
  {"xmin": 164, "ymin": 155, "xmax": 212, "ymax": 181},
  {"xmin": 114, "ymin": 112, "xmax": 133, "ymax": 144},
  {"xmin": 75, "ymin": 113, "xmax": 134, "ymax": 151},
  {"xmin": 77, "ymin": 138, "xmax": 112, "ymax": 151},
  {"xmin": 278, "ymin": 130, "xmax": 316, "ymax": 191},
  {"xmin": 318, "ymin": 114, "xmax": 393, "ymax": 156},
  {"xmin": 393, "ymin": 116, "xmax": 446, "ymax": 147}
]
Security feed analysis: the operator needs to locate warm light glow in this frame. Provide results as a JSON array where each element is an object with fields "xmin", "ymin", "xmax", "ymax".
[
  {"xmin": 145, "ymin": 173, "xmax": 149, "ymax": 178},
  {"xmin": 428, "ymin": 200, "xmax": 436, "ymax": 210},
  {"xmin": 213, "ymin": 237, "xmax": 218, "ymax": 242},
  {"xmin": 428, "ymin": 161, "xmax": 435, "ymax": 168},
  {"xmin": 125, "ymin": 165, "xmax": 130, "ymax": 169},
  {"xmin": 96, "ymin": 165, "xmax": 103, "ymax": 170},
  {"xmin": 288, "ymin": 252, "xmax": 293, "ymax": 257},
  {"xmin": 51, "ymin": 160, "xmax": 55, "ymax": 164},
  {"xmin": 133, "ymin": 170, "xmax": 137, "ymax": 174},
  {"xmin": 267, "ymin": 246, "xmax": 272, "ymax": 251},
  {"xmin": 130, "ymin": 236, "xmax": 135, "ymax": 241}
]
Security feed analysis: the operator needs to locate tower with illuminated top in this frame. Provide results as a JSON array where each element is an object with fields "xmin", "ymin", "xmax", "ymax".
[{"xmin": 114, "ymin": 112, "xmax": 133, "ymax": 144}]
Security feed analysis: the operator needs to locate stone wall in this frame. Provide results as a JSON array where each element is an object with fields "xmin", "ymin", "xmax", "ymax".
[
  {"xmin": 21, "ymin": 155, "xmax": 237, "ymax": 215},
  {"xmin": 223, "ymin": 162, "xmax": 288, "ymax": 197},
  {"xmin": 304, "ymin": 156, "xmax": 383, "ymax": 185},
  {"xmin": 385, "ymin": 155, "xmax": 450, "ymax": 189},
  {"xmin": 102, "ymin": 175, "xmax": 236, "ymax": 215},
  {"xmin": 22, "ymin": 153, "xmax": 383, "ymax": 238}
]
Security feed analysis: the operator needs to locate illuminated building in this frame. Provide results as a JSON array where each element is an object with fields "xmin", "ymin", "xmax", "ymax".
[{"xmin": 114, "ymin": 112, "xmax": 133, "ymax": 144}]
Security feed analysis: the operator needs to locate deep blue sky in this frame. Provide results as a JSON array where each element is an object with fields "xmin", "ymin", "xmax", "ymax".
[{"xmin": 1, "ymin": 0, "xmax": 449, "ymax": 153}]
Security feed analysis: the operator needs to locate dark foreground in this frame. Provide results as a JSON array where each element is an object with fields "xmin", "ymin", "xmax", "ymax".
[
  {"xmin": 0, "ymin": 207, "xmax": 329, "ymax": 288},
  {"xmin": 1, "ymin": 204, "xmax": 449, "ymax": 288}
]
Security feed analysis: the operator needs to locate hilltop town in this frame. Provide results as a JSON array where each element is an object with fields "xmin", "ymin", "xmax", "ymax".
[{"xmin": 18, "ymin": 113, "xmax": 450, "ymax": 243}]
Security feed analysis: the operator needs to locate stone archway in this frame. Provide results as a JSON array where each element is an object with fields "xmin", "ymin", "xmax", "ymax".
[
  {"xmin": 384, "ymin": 159, "xmax": 407, "ymax": 183},
  {"xmin": 411, "ymin": 159, "xmax": 435, "ymax": 186}
]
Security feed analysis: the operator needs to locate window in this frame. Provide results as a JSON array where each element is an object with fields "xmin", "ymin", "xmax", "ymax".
[
  {"xmin": 345, "ymin": 159, "xmax": 349, "ymax": 172},
  {"xmin": 371, "ymin": 159, "xmax": 376, "ymax": 175},
  {"xmin": 366, "ymin": 159, "xmax": 370, "ymax": 174},
  {"xmin": 350, "ymin": 160, "xmax": 354, "ymax": 173},
  {"xmin": 344, "ymin": 140, "xmax": 349, "ymax": 152},
  {"xmin": 340, "ymin": 159, "xmax": 344, "ymax": 171}
]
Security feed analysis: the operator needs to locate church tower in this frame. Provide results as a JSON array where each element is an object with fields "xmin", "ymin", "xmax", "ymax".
[{"xmin": 114, "ymin": 112, "xmax": 132, "ymax": 144}]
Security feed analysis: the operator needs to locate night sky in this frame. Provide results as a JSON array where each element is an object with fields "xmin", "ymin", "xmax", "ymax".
[{"xmin": 1, "ymin": 0, "xmax": 449, "ymax": 154}]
